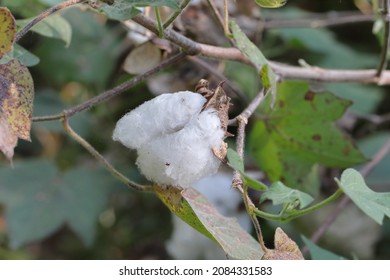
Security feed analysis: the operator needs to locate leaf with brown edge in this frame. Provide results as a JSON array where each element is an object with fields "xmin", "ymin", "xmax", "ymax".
[
  {"xmin": 0, "ymin": 59, "xmax": 34, "ymax": 160},
  {"xmin": 0, "ymin": 116, "xmax": 17, "ymax": 160},
  {"xmin": 154, "ymin": 184, "xmax": 264, "ymax": 259},
  {"xmin": 262, "ymin": 227, "xmax": 304, "ymax": 260},
  {"xmin": 0, "ymin": 7, "xmax": 16, "ymax": 58}
]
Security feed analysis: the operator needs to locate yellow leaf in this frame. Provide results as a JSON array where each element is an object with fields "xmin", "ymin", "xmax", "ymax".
[
  {"xmin": 262, "ymin": 227, "xmax": 304, "ymax": 260},
  {"xmin": 0, "ymin": 7, "xmax": 16, "ymax": 58}
]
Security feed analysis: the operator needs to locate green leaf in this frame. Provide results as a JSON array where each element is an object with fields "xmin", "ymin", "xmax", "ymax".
[
  {"xmin": 227, "ymin": 148, "xmax": 268, "ymax": 191},
  {"xmin": 97, "ymin": 0, "xmax": 180, "ymax": 20},
  {"xmin": 249, "ymin": 81, "xmax": 366, "ymax": 193},
  {"xmin": 336, "ymin": 168, "xmax": 390, "ymax": 225},
  {"xmin": 227, "ymin": 148, "xmax": 244, "ymax": 173},
  {"xmin": 230, "ymin": 21, "xmax": 277, "ymax": 95},
  {"xmin": 301, "ymin": 235, "xmax": 345, "ymax": 260},
  {"xmin": 260, "ymin": 181, "xmax": 314, "ymax": 209},
  {"xmin": 254, "ymin": 0, "xmax": 287, "ymax": 8},
  {"xmin": 0, "ymin": 7, "xmax": 16, "ymax": 58},
  {"xmin": 155, "ymin": 185, "xmax": 263, "ymax": 259},
  {"xmin": 0, "ymin": 160, "xmax": 113, "ymax": 248},
  {"xmin": 16, "ymin": 14, "xmax": 72, "ymax": 47},
  {"xmin": 0, "ymin": 44, "xmax": 40, "ymax": 67}
]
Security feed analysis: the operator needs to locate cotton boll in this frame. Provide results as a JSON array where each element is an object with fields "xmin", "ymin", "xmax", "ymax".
[
  {"xmin": 112, "ymin": 91, "xmax": 206, "ymax": 150},
  {"xmin": 166, "ymin": 172, "xmax": 252, "ymax": 259},
  {"xmin": 136, "ymin": 108, "xmax": 224, "ymax": 187}
]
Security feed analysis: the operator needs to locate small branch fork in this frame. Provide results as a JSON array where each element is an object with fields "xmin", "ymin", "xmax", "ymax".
[{"xmin": 229, "ymin": 89, "xmax": 268, "ymax": 253}]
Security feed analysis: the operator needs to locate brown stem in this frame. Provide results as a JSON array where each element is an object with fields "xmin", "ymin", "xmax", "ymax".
[
  {"xmin": 230, "ymin": 89, "xmax": 268, "ymax": 253},
  {"xmin": 62, "ymin": 117, "xmax": 152, "ymax": 192},
  {"xmin": 15, "ymin": 0, "xmax": 86, "ymax": 42},
  {"xmin": 263, "ymin": 12, "xmax": 374, "ymax": 29},
  {"xmin": 132, "ymin": 14, "xmax": 390, "ymax": 85},
  {"xmin": 32, "ymin": 52, "xmax": 186, "ymax": 121}
]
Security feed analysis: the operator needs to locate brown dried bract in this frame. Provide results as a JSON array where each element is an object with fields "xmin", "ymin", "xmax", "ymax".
[
  {"xmin": 195, "ymin": 79, "xmax": 231, "ymax": 137},
  {"xmin": 195, "ymin": 79, "xmax": 231, "ymax": 162}
]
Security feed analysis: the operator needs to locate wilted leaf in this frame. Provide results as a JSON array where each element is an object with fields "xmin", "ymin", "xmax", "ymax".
[
  {"xmin": 301, "ymin": 235, "xmax": 345, "ymax": 260},
  {"xmin": 262, "ymin": 227, "xmax": 304, "ymax": 260},
  {"xmin": 260, "ymin": 181, "xmax": 314, "ymax": 209},
  {"xmin": 227, "ymin": 148, "xmax": 268, "ymax": 191},
  {"xmin": 336, "ymin": 168, "xmax": 390, "ymax": 225},
  {"xmin": 254, "ymin": 0, "xmax": 287, "ymax": 8},
  {"xmin": 0, "ymin": 7, "xmax": 16, "ymax": 58},
  {"xmin": 230, "ymin": 21, "xmax": 277, "ymax": 95},
  {"xmin": 155, "ymin": 185, "xmax": 263, "ymax": 259},
  {"xmin": 249, "ymin": 81, "xmax": 366, "ymax": 193},
  {"xmin": 123, "ymin": 42, "xmax": 162, "ymax": 74},
  {"xmin": 0, "ymin": 160, "xmax": 113, "ymax": 248},
  {"xmin": 0, "ymin": 116, "xmax": 17, "ymax": 160},
  {"xmin": 0, "ymin": 59, "xmax": 34, "ymax": 160},
  {"xmin": 0, "ymin": 44, "xmax": 40, "ymax": 67},
  {"xmin": 16, "ymin": 14, "xmax": 72, "ymax": 47}
]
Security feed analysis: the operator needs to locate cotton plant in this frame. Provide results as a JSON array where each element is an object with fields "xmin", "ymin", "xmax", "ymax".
[
  {"xmin": 165, "ymin": 172, "xmax": 252, "ymax": 260},
  {"xmin": 112, "ymin": 80, "xmax": 230, "ymax": 188}
]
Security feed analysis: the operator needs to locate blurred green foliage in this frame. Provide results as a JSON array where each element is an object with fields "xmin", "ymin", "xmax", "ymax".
[{"xmin": 0, "ymin": 0, "xmax": 389, "ymax": 260}]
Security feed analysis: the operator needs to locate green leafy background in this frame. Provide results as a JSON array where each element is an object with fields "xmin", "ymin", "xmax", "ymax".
[{"xmin": 0, "ymin": 0, "xmax": 389, "ymax": 260}]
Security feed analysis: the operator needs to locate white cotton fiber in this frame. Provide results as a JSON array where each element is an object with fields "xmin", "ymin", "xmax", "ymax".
[
  {"xmin": 165, "ymin": 172, "xmax": 252, "ymax": 259},
  {"xmin": 112, "ymin": 91, "xmax": 226, "ymax": 188},
  {"xmin": 112, "ymin": 91, "xmax": 206, "ymax": 150},
  {"xmin": 136, "ymin": 108, "xmax": 223, "ymax": 187}
]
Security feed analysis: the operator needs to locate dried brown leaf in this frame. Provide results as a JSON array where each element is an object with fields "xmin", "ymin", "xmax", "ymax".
[
  {"xmin": 0, "ymin": 59, "xmax": 34, "ymax": 160},
  {"xmin": 0, "ymin": 116, "xmax": 17, "ymax": 160},
  {"xmin": 123, "ymin": 42, "xmax": 162, "ymax": 75},
  {"xmin": 262, "ymin": 227, "xmax": 304, "ymax": 260}
]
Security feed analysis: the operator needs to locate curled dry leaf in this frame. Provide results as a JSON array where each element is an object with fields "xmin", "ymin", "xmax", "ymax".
[
  {"xmin": 0, "ymin": 7, "xmax": 16, "ymax": 58},
  {"xmin": 123, "ymin": 42, "xmax": 162, "ymax": 75},
  {"xmin": 262, "ymin": 227, "xmax": 304, "ymax": 260},
  {"xmin": 0, "ymin": 59, "xmax": 34, "ymax": 161}
]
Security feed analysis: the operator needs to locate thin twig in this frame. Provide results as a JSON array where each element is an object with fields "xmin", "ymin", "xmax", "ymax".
[
  {"xmin": 61, "ymin": 117, "xmax": 152, "ymax": 192},
  {"xmin": 15, "ymin": 0, "xmax": 86, "ymax": 42},
  {"xmin": 223, "ymin": 0, "xmax": 231, "ymax": 36},
  {"xmin": 206, "ymin": 0, "xmax": 226, "ymax": 33},
  {"xmin": 233, "ymin": 116, "xmax": 268, "ymax": 254},
  {"xmin": 376, "ymin": 0, "xmax": 390, "ymax": 77},
  {"xmin": 228, "ymin": 89, "xmax": 265, "ymax": 125},
  {"xmin": 132, "ymin": 14, "xmax": 390, "ymax": 85},
  {"xmin": 263, "ymin": 12, "xmax": 374, "ymax": 29},
  {"xmin": 32, "ymin": 52, "xmax": 187, "ymax": 121},
  {"xmin": 186, "ymin": 56, "xmax": 248, "ymax": 102},
  {"xmin": 302, "ymin": 136, "xmax": 390, "ymax": 257},
  {"xmin": 229, "ymin": 89, "xmax": 268, "ymax": 253},
  {"xmin": 163, "ymin": 0, "xmax": 191, "ymax": 28}
]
